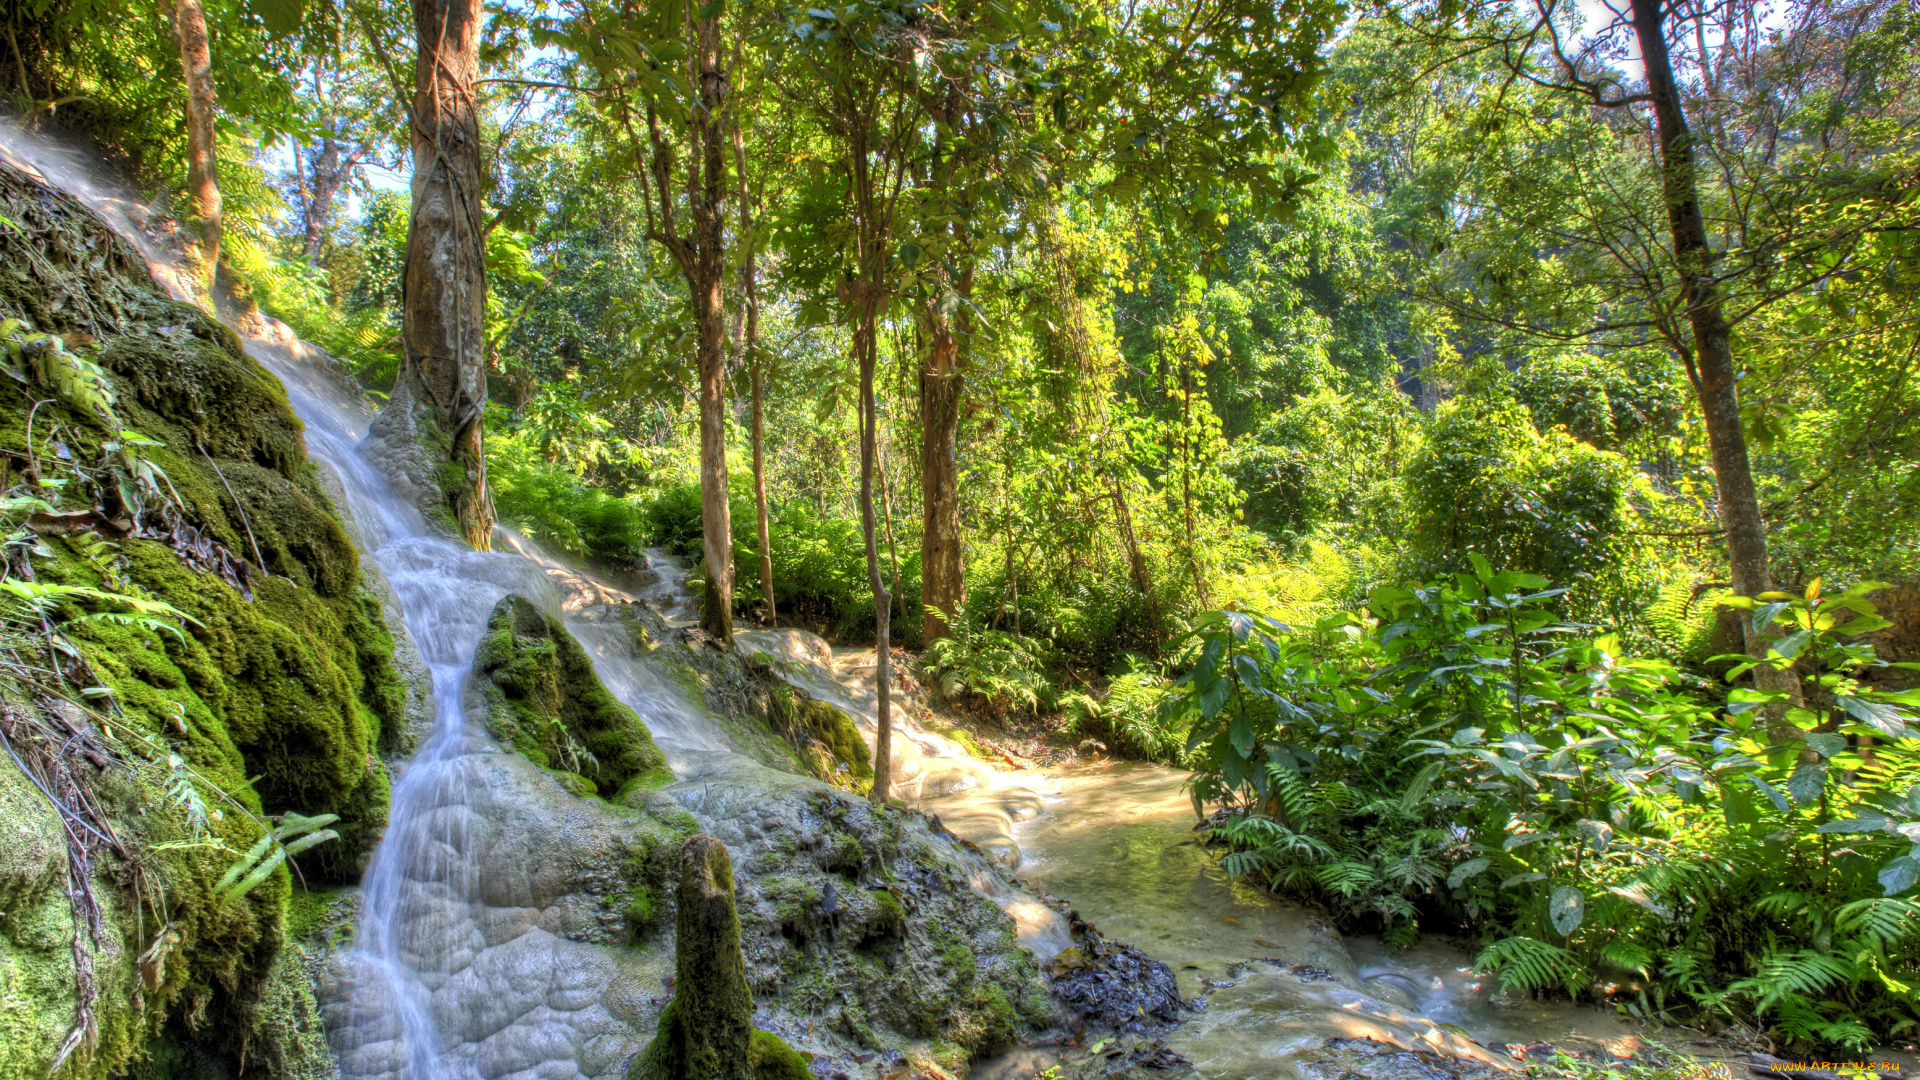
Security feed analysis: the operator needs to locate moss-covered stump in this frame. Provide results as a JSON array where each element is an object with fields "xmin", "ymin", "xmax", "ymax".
[
  {"xmin": 0, "ymin": 160, "xmax": 407, "ymax": 1077},
  {"xmin": 472, "ymin": 594, "xmax": 672, "ymax": 798},
  {"xmin": 632, "ymin": 834, "xmax": 753, "ymax": 1080}
]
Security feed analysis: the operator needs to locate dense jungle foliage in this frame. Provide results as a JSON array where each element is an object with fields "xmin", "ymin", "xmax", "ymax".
[{"xmin": 5, "ymin": 0, "xmax": 1920, "ymax": 1057}]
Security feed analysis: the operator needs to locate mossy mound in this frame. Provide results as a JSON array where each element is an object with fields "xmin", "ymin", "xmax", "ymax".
[
  {"xmin": 765, "ymin": 681, "xmax": 872, "ymax": 790},
  {"xmin": 472, "ymin": 593, "xmax": 672, "ymax": 797},
  {"xmin": 0, "ymin": 160, "xmax": 403, "ymax": 1076},
  {"xmin": 748, "ymin": 1030, "xmax": 811, "ymax": 1080}
]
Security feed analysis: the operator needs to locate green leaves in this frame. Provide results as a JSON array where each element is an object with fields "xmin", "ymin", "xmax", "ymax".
[
  {"xmin": 248, "ymin": 0, "xmax": 304, "ymax": 35},
  {"xmin": 212, "ymin": 812, "xmax": 340, "ymax": 904}
]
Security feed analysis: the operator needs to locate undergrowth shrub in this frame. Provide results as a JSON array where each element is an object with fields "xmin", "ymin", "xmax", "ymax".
[
  {"xmin": 487, "ymin": 413, "xmax": 649, "ymax": 566},
  {"xmin": 922, "ymin": 618, "xmax": 1058, "ymax": 721},
  {"xmin": 1166, "ymin": 561, "xmax": 1920, "ymax": 1052}
]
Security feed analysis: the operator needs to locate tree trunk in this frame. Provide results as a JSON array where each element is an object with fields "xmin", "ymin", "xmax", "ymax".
[
  {"xmin": 166, "ymin": 0, "xmax": 221, "ymax": 285},
  {"xmin": 733, "ymin": 96, "xmax": 775, "ymax": 628},
  {"xmin": 878, "ymin": 431, "xmax": 903, "ymax": 620},
  {"xmin": 1110, "ymin": 473, "xmax": 1160, "ymax": 649},
  {"xmin": 397, "ymin": 0, "xmax": 492, "ymax": 550},
  {"xmin": 303, "ymin": 134, "xmax": 342, "ymax": 264},
  {"xmin": 691, "ymin": 11, "xmax": 733, "ymax": 642},
  {"xmin": 857, "ymin": 295, "xmax": 893, "ymax": 804},
  {"xmin": 1629, "ymin": 0, "xmax": 1800, "ymax": 713},
  {"xmin": 919, "ymin": 285, "xmax": 967, "ymax": 644}
]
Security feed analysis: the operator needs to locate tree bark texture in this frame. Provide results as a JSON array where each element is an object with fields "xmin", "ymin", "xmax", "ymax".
[
  {"xmin": 686, "ymin": 13, "xmax": 733, "ymax": 642},
  {"xmin": 167, "ymin": 0, "xmax": 221, "ymax": 283},
  {"xmin": 857, "ymin": 297, "xmax": 892, "ymax": 805},
  {"xmin": 734, "ymin": 106, "xmax": 775, "ymax": 628},
  {"xmin": 919, "ymin": 290, "xmax": 966, "ymax": 644},
  {"xmin": 397, "ymin": 0, "xmax": 493, "ymax": 550},
  {"xmin": 302, "ymin": 132, "xmax": 354, "ymax": 264}
]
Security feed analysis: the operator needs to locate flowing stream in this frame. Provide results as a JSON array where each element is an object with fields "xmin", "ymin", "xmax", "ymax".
[{"xmin": 0, "ymin": 129, "xmax": 1697, "ymax": 1079}]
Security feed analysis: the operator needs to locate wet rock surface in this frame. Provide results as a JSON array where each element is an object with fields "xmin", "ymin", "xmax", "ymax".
[{"xmin": 1045, "ymin": 925, "xmax": 1188, "ymax": 1033}]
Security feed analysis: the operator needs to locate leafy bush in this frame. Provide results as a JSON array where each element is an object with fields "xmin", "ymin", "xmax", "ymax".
[
  {"xmin": 488, "ymin": 414, "xmax": 650, "ymax": 566},
  {"xmin": 922, "ymin": 621, "xmax": 1058, "ymax": 721},
  {"xmin": 1165, "ymin": 561, "xmax": 1920, "ymax": 1050},
  {"xmin": 1403, "ymin": 392, "xmax": 1659, "ymax": 628},
  {"xmin": 1064, "ymin": 659, "xmax": 1182, "ymax": 760}
]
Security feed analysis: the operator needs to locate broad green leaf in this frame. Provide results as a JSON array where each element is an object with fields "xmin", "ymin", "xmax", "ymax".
[
  {"xmin": 1839, "ymin": 696, "xmax": 1911, "ymax": 738},
  {"xmin": 1747, "ymin": 774, "xmax": 1791, "ymax": 812},
  {"xmin": 1787, "ymin": 761, "xmax": 1828, "ymax": 806},
  {"xmin": 1447, "ymin": 858, "xmax": 1490, "ymax": 888},
  {"xmin": 1549, "ymin": 885, "xmax": 1585, "ymax": 936},
  {"xmin": 1803, "ymin": 733, "xmax": 1848, "ymax": 759},
  {"xmin": 1879, "ymin": 856, "xmax": 1920, "ymax": 897}
]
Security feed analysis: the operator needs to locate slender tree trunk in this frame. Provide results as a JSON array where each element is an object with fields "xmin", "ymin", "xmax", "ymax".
[
  {"xmin": 878, "ymin": 431, "xmax": 903, "ymax": 620},
  {"xmin": 1629, "ymin": 0, "xmax": 1799, "ymax": 714},
  {"xmin": 857, "ymin": 294, "xmax": 892, "ymax": 804},
  {"xmin": 690, "ymin": 10, "xmax": 733, "ymax": 642},
  {"xmin": 166, "ymin": 0, "xmax": 221, "ymax": 285},
  {"xmin": 1179, "ymin": 357, "xmax": 1207, "ymax": 607},
  {"xmin": 919, "ymin": 279, "xmax": 968, "ymax": 644},
  {"xmin": 1110, "ymin": 474, "xmax": 1159, "ymax": 647},
  {"xmin": 395, "ymin": 0, "xmax": 492, "ymax": 549},
  {"xmin": 845, "ymin": 112, "xmax": 892, "ymax": 804},
  {"xmin": 733, "ymin": 106, "xmax": 775, "ymax": 628},
  {"xmin": 304, "ymin": 134, "xmax": 342, "ymax": 264}
]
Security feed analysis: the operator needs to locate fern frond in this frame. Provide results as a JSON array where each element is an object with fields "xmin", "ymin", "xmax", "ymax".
[
  {"xmin": 1476, "ymin": 935, "xmax": 1585, "ymax": 995},
  {"xmin": 1834, "ymin": 898, "xmax": 1920, "ymax": 948},
  {"xmin": 1314, "ymin": 861, "xmax": 1376, "ymax": 898}
]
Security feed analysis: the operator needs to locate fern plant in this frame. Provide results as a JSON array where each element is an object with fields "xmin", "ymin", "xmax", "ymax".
[{"xmin": 1169, "ymin": 560, "xmax": 1920, "ymax": 1051}]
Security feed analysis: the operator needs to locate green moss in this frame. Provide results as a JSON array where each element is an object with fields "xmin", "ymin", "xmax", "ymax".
[
  {"xmin": 974, "ymin": 984, "xmax": 1019, "ymax": 1047},
  {"xmin": 866, "ymin": 888, "xmax": 906, "ymax": 942},
  {"xmin": 473, "ymin": 595, "xmax": 672, "ymax": 795},
  {"xmin": 624, "ymin": 887, "xmax": 663, "ymax": 934},
  {"xmin": 48, "ymin": 539, "xmax": 393, "ymax": 881},
  {"xmin": 284, "ymin": 887, "xmax": 345, "ymax": 944},
  {"xmin": 0, "ymin": 162, "xmax": 409, "ymax": 1077},
  {"xmin": 764, "ymin": 683, "xmax": 872, "ymax": 792},
  {"xmin": 748, "ymin": 1030, "xmax": 812, "ymax": 1080}
]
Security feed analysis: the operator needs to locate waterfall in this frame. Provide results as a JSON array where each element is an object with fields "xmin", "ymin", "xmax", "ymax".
[{"xmin": 0, "ymin": 127, "xmax": 732, "ymax": 1077}]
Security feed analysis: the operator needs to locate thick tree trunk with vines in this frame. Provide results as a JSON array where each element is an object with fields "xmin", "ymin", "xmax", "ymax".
[
  {"xmin": 1630, "ymin": 0, "xmax": 1799, "ymax": 714},
  {"xmin": 394, "ymin": 0, "xmax": 492, "ymax": 550},
  {"xmin": 165, "ymin": 0, "xmax": 220, "ymax": 286}
]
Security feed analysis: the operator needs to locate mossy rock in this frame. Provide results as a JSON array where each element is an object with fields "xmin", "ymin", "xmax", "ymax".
[
  {"xmin": 472, "ymin": 594, "xmax": 672, "ymax": 795},
  {"xmin": 0, "ymin": 160, "xmax": 407, "ymax": 1076},
  {"xmin": 46, "ymin": 538, "xmax": 394, "ymax": 882},
  {"xmin": 765, "ymin": 681, "xmax": 871, "ymax": 789},
  {"xmin": 749, "ymin": 1030, "xmax": 811, "ymax": 1080}
]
